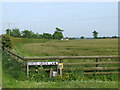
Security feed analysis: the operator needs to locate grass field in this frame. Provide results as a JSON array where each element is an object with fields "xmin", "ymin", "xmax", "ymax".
[
  {"xmin": 2, "ymin": 37, "xmax": 119, "ymax": 88},
  {"xmin": 12, "ymin": 39, "xmax": 118, "ymax": 57}
]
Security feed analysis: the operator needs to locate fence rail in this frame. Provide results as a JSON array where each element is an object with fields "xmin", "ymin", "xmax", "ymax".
[
  {"xmin": 4, "ymin": 48, "xmax": 119, "ymax": 76},
  {"xmin": 64, "ymin": 62, "xmax": 119, "ymax": 66},
  {"xmin": 24, "ymin": 55, "xmax": 119, "ymax": 60},
  {"xmin": 4, "ymin": 48, "xmax": 24, "ymax": 60}
]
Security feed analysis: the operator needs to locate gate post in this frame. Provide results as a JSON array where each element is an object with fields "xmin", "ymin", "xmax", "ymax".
[{"xmin": 50, "ymin": 68, "xmax": 53, "ymax": 78}]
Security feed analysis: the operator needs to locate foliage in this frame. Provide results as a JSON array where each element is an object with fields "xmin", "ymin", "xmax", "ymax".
[
  {"xmin": 38, "ymin": 34, "xmax": 43, "ymax": 39},
  {"xmin": 54, "ymin": 73, "xmax": 73, "ymax": 81},
  {"xmin": 22, "ymin": 30, "xmax": 34, "ymax": 38},
  {"xmin": 2, "ymin": 34, "xmax": 13, "ymax": 49},
  {"xmin": 53, "ymin": 32, "xmax": 63, "ymax": 39},
  {"xmin": 10, "ymin": 28, "xmax": 21, "ymax": 37},
  {"xmin": 55, "ymin": 27, "xmax": 64, "ymax": 32},
  {"xmin": 5, "ymin": 27, "xmax": 64, "ymax": 39},
  {"xmin": 80, "ymin": 36, "xmax": 85, "ymax": 39},
  {"xmin": 43, "ymin": 33, "xmax": 52, "ymax": 39},
  {"xmin": 32, "ymin": 33, "xmax": 39, "ymax": 38},
  {"xmin": 2, "ymin": 51, "xmax": 25, "ymax": 80},
  {"xmin": 52, "ymin": 27, "xmax": 64, "ymax": 39},
  {"xmin": 6, "ymin": 29, "xmax": 11, "ymax": 35},
  {"xmin": 85, "ymin": 74, "xmax": 118, "ymax": 81},
  {"xmin": 112, "ymin": 36, "xmax": 118, "ymax": 38},
  {"xmin": 92, "ymin": 30, "xmax": 98, "ymax": 39}
]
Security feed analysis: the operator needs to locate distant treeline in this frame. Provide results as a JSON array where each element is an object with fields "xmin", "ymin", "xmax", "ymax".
[
  {"xmin": 5, "ymin": 27, "xmax": 64, "ymax": 40},
  {"xmin": 97, "ymin": 36, "xmax": 118, "ymax": 39},
  {"xmin": 5, "ymin": 28, "xmax": 118, "ymax": 40}
]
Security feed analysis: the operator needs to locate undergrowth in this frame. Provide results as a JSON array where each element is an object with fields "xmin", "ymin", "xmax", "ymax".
[{"xmin": 2, "ymin": 51, "xmax": 25, "ymax": 80}]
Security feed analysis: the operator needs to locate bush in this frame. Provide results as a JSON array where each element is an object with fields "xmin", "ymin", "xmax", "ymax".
[
  {"xmin": 2, "ymin": 34, "xmax": 13, "ymax": 49},
  {"xmin": 2, "ymin": 51, "xmax": 25, "ymax": 80}
]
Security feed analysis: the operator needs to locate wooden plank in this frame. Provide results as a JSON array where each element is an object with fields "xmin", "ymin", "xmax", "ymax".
[
  {"xmin": 63, "ymin": 62, "xmax": 119, "ymax": 66},
  {"xmin": 63, "ymin": 67, "xmax": 120, "ymax": 71},
  {"xmin": 4, "ymin": 48, "xmax": 24, "ymax": 60},
  {"xmin": 28, "ymin": 69, "xmax": 119, "ymax": 75},
  {"xmin": 84, "ymin": 72, "xmax": 119, "ymax": 75},
  {"xmin": 29, "ymin": 67, "xmax": 119, "ymax": 72},
  {"xmin": 24, "ymin": 55, "xmax": 119, "ymax": 60}
]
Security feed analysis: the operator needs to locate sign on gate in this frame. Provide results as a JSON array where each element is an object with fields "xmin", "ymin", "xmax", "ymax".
[
  {"xmin": 27, "ymin": 62, "xmax": 58, "ymax": 66},
  {"xmin": 27, "ymin": 61, "xmax": 58, "ymax": 77},
  {"xmin": 58, "ymin": 63, "xmax": 63, "ymax": 69}
]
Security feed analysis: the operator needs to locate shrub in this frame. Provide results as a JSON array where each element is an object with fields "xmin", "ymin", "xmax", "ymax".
[
  {"xmin": 2, "ymin": 51, "xmax": 25, "ymax": 80},
  {"xmin": 2, "ymin": 34, "xmax": 13, "ymax": 49}
]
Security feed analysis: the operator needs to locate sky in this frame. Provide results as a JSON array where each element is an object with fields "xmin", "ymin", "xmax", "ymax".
[{"xmin": 2, "ymin": 2, "xmax": 118, "ymax": 37}]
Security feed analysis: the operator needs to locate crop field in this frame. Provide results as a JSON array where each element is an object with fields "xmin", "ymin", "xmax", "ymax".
[{"xmin": 2, "ymin": 37, "xmax": 119, "ymax": 88}]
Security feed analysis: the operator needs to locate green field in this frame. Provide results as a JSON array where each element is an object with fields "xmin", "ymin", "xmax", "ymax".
[
  {"xmin": 12, "ymin": 39, "xmax": 118, "ymax": 57},
  {"xmin": 2, "ymin": 37, "xmax": 119, "ymax": 88}
]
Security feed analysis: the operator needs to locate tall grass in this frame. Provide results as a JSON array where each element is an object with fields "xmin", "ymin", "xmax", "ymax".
[
  {"xmin": 11, "ymin": 39, "xmax": 118, "ymax": 57},
  {"xmin": 10, "ymin": 37, "xmax": 49, "ymax": 56}
]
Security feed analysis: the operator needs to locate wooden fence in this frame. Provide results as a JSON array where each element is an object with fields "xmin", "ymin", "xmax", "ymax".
[{"xmin": 4, "ymin": 48, "xmax": 120, "ymax": 75}]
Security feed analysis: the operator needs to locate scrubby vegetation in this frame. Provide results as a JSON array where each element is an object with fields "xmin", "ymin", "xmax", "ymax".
[{"xmin": 2, "ymin": 34, "xmax": 13, "ymax": 49}]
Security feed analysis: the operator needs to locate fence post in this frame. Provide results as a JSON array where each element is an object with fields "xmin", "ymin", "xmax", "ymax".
[
  {"xmin": 27, "ymin": 64, "xmax": 29, "ymax": 78},
  {"xmin": 50, "ymin": 68, "xmax": 53, "ymax": 78},
  {"xmin": 59, "ymin": 59, "xmax": 63, "ymax": 76},
  {"xmin": 60, "ymin": 68, "xmax": 62, "ymax": 76},
  {"xmin": 60, "ymin": 59, "xmax": 62, "ymax": 63},
  {"xmin": 14, "ymin": 56, "xmax": 16, "ymax": 60},
  {"xmin": 24, "ymin": 60, "xmax": 27, "ymax": 76},
  {"xmin": 96, "ymin": 58, "xmax": 98, "ymax": 67}
]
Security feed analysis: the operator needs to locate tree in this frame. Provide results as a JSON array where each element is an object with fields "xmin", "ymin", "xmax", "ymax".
[
  {"xmin": 53, "ymin": 27, "xmax": 64, "ymax": 39},
  {"xmin": 6, "ymin": 29, "xmax": 11, "ymax": 35},
  {"xmin": 56, "ymin": 27, "xmax": 64, "ymax": 32},
  {"xmin": 112, "ymin": 36, "xmax": 117, "ymax": 38},
  {"xmin": 32, "ymin": 33, "xmax": 39, "ymax": 38},
  {"xmin": 22, "ymin": 30, "xmax": 34, "ymax": 38},
  {"xmin": 43, "ymin": 33, "xmax": 52, "ymax": 39},
  {"xmin": 38, "ymin": 34, "xmax": 43, "ymax": 39},
  {"xmin": 10, "ymin": 28, "xmax": 21, "ymax": 37},
  {"xmin": 92, "ymin": 31, "xmax": 98, "ymax": 39},
  {"xmin": 53, "ymin": 31, "xmax": 63, "ymax": 39},
  {"xmin": 81, "ymin": 36, "xmax": 85, "ymax": 39}
]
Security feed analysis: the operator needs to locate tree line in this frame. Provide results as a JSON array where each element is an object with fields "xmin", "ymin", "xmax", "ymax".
[
  {"xmin": 5, "ymin": 28, "xmax": 118, "ymax": 39},
  {"xmin": 80, "ymin": 31, "xmax": 118, "ymax": 39},
  {"xmin": 5, "ymin": 27, "xmax": 64, "ymax": 39}
]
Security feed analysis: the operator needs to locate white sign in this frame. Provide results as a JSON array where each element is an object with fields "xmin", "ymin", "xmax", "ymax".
[{"xmin": 27, "ymin": 61, "xmax": 58, "ymax": 66}]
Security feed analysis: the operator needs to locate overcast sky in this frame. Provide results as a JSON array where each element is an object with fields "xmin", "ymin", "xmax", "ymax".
[{"xmin": 2, "ymin": 2, "xmax": 118, "ymax": 37}]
